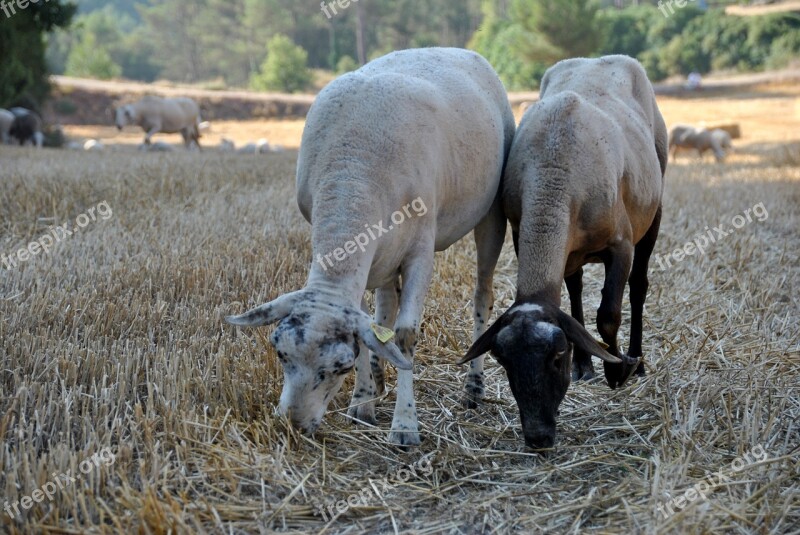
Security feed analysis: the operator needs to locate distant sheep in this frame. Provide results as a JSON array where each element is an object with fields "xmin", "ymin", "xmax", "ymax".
[
  {"xmin": 9, "ymin": 107, "xmax": 44, "ymax": 148},
  {"xmin": 115, "ymin": 96, "xmax": 202, "ymax": 149},
  {"xmin": 83, "ymin": 139, "xmax": 105, "ymax": 151},
  {"xmin": 669, "ymin": 124, "xmax": 732, "ymax": 163},
  {"xmin": 236, "ymin": 138, "xmax": 271, "ymax": 154},
  {"xmin": 461, "ymin": 56, "xmax": 667, "ymax": 450},
  {"xmin": 0, "ymin": 108, "xmax": 13, "ymax": 144}
]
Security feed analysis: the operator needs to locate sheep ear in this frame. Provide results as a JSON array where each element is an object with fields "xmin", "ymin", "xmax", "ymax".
[
  {"xmin": 556, "ymin": 310, "xmax": 621, "ymax": 363},
  {"xmin": 458, "ymin": 317, "xmax": 505, "ymax": 365},
  {"xmin": 225, "ymin": 290, "xmax": 303, "ymax": 327},
  {"xmin": 354, "ymin": 314, "xmax": 411, "ymax": 370}
]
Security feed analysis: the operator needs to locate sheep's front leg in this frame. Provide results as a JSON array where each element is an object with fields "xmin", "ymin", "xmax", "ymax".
[
  {"xmin": 598, "ymin": 241, "xmax": 636, "ymax": 389},
  {"xmin": 348, "ymin": 280, "xmax": 400, "ymax": 424},
  {"xmin": 388, "ymin": 249, "xmax": 434, "ymax": 447},
  {"xmin": 371, "ymin": 277, "xmax": 400, "ymax": 396},
  {"xmin": 348, "ymin": 296, "xmax": 380, "ymax": 424},
  {"xmin": 143, "ymin": 124, "xmax": 161, "ymax": 145},
  {"xmin": 464, "ymin": 200, "xmax": 505, "ymax": 408},
  {"xmin": 566, "ymin": 267, "xmax": 594, "ymax": 381}
]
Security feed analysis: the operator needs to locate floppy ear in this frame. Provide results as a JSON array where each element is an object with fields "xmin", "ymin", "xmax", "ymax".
[
  {"xmin": 556, "ymin": 310, "xmax": 621, "ymax": 363},
  {"xmin": 225, "ymin": 290, "xmax": 303, "ymax": 327},
  {"xmin": 458, "ymin": 317, "xmax": 505, "ymax": 365},
  {"xmin": 354, "ymin": 313, "xmax": 412, "ymax": 370}
]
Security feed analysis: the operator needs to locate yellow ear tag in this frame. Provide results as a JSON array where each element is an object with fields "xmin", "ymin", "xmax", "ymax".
[
  {"xmin": 371, "ymin": 323, "xmax": 395, "ymax": 344},
  {"xmin": 596, "ymin": 340, "xmax": 610, "ymax": 349}
]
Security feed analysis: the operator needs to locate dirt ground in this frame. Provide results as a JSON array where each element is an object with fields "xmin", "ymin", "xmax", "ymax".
[{"xmin": 0, "ymin": 80, "xmax": 798, "ymax": 533}]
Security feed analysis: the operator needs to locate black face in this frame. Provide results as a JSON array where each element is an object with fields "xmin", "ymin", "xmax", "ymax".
[
  {"xmin": 461, "ymin": 300, "xmax": 623, "ymax": 451},
  {"xmin": 491, "ymin": 310, "xmax": 571, "ymax": 450}
]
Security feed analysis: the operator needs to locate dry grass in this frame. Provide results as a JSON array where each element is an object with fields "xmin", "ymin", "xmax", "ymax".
[{"xmin": 1, "ymin": 87, "xmax": 799, "ymax": 534}]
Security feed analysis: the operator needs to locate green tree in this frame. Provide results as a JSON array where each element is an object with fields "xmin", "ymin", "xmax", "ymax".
[
  {"xmin": 250, "ymin": 34, "xmax": 312, "ymax": 93},
  {"xmin": 65, "ymin": 33, "xmax": 122, "ymax": 79},
  {"xmin": 0, "ymin": 0, "xmax": 75, "ymax": 106},
  {"xmin": 511, "ymin": 0, "xmax": 604, "ymax": 63}
]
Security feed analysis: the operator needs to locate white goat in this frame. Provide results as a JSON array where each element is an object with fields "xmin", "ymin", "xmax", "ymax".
[
  {"xmin": 461, "ymin": 55, "xmax": 668, "ymax": 450},
  {"xmin": 115, "ymin": 96, "xmax": 202, "ymax": 149},
  {"xmin": 226, "ymin": 48, "xmax": 515, "ymax": 446}
]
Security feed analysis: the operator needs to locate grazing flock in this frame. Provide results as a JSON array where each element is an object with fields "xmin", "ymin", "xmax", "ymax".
[{"xmin": 226, "ymin": 49, "xmax": 668, "ymax": 451}]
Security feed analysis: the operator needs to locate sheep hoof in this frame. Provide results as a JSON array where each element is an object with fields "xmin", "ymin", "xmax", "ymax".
[
  {"xmin": 603, "ymin": 354, "xmax": 641, "ymax": 389},
  {"xmin": 388, "ymin": 428, "xmax": 421, "ymax": 447},
  {"xmin": 462, "ymin": 373, "xmax": 485, "ymax": 408},
  {"xmin": 347, "ymin": 401, "xmax": 377, "ymax": 425},
  {"xmin": 462, "ymin": 389, "xmax": 483, "ymax": 409},
  {"xmin": 572, "ymin": 362, "xmax": 595, "ymax": 382}
]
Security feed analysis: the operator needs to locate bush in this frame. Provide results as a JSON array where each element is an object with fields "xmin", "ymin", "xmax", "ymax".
[
  {"xmin": 336, "ymin": 55, "xmax": 359, "ymax": 74},
  {"xmin": 65, "ymin": 33, "xmax": 122, "ymax": 80},
  {"xmin": 468, "ymin": 17, "xmax": 545, "ymax": 91},
  {"xmin": 250, "ymin": 34, "xmax": 312, "ymax": 93},
  {"xmin": 767, "ymin": 31, "xmax": 800, "ymax": 69}
]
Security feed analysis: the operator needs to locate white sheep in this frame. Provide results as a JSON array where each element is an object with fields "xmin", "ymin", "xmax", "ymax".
[
  {"xmin": 236, "ymin": 138, "xmax": 271, "ymax": 154},
  {"xmin": 115, "ymin": 96, "xmax": 202, "ymax": 149},
  {"xmin": 669, "ymin": 124, "xmax": 732, "ymax": 162},
  {"xmin": 460, "ymin": 55, "xmax": 668, "ymax": 450},
  {"xmin": 83, "ymin": 139, "xmax": 105, "ymax": 151},
  {"xmin": 226, "ymin": 48, "xmax": 515, "ymax": 446},
  {"xmin": 219, "ymin": 138, "xmax": 236, "ymax": 152},
  {"xmin": 0, "ymin": 108, "xmax": 14, "ymax": 144}
]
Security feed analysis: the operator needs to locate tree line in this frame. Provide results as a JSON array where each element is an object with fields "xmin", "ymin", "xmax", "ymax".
[{"xmin": 1, "ymin": 0, "xmax": 798, "ymax": 107}]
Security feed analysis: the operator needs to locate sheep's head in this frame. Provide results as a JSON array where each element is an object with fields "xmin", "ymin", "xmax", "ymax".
[
  {"xmin": 460, "ymin": 301, "xmax": 622, "ymax": 451},
  {"xmin": 115, "ymin": 106, "xmax": 135, "ymax": 130},
  {"xmin": 226, "ymin": 290, "xmax": 410, "ymax": 434}
]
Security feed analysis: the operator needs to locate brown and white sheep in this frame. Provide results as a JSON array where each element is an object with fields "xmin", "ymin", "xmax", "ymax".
[{"xmin": 460, "ymin": 55, "xmax": 668, "ymax": 450}]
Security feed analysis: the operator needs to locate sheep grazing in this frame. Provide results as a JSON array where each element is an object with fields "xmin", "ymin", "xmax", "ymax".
[
  {"xmin": 0, "ymin": 108, "xmax": 14, "ymax": 144},
  {"xmin": 669, "ymin": 124, "xmax": 732, "ymax": 163},
  {"xmin": 226, "ymin": 48, "xmax": 515, "ymax": 446},
  {"xmin": 115, "ymin": 96, "xmax": 202, "ymax": 149},
  {"xmin": 236, "ymin": 138, "xmax": 271, "ymax": 154},
  {"xmin": 460, "ymin": 55, "xmax": 668, "ymax": 450},
  {"xmin": 9, "ymin": 107, "xmax": 44, "ymax": 148}
]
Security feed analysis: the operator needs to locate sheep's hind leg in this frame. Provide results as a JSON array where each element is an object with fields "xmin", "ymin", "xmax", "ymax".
[
  {"xmin": 463, "ymin": 200, "xmax": 506, "ymax": 408},
  {"xmin": 628, "ymin": 206, "xmax": 662, "ymax": 379},
  {"xmin": 598, "ymin": 242, "xmax": 637, "ymax": 389},
  {"xmin": 566, "ymin": 267, "xmax": 594, "ymax": 381}
]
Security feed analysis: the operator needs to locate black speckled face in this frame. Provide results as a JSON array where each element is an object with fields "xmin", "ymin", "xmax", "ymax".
[{"xmin": 270, "ymin": 309, "xmax": 358, "ymax": 434}]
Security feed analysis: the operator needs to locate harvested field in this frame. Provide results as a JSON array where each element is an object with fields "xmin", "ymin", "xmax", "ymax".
[{"xmin": 1, "ymin": 84, "xmax": 798, "ymax": 534}]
